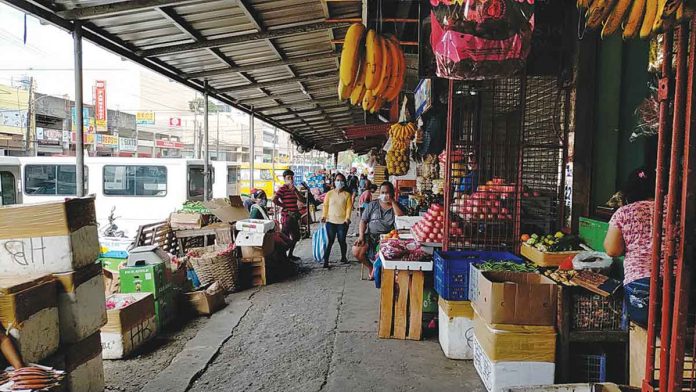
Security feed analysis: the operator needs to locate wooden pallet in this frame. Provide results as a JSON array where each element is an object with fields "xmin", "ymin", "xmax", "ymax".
[
  {"xmin": 378, "ymin": 269, "xmax": 424, "ymax": 340},
  {"xmin": 241, "ymin": 256, "xmax": 266, "ymax": 287},
  {"xmin": 135, "ymin": 221, "xmax": 179, "ymax": 255}
]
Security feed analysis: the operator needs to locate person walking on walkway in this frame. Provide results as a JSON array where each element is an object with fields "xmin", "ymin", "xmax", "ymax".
[
  {"xmin": 352, "ymin": 181, "xmax": 405, "ymax": 279},
  {"xmin": 321, "ymin": 173, "xmax": 353, "ymax": 268},
  {"xmin": 273, "ymin": 169, "xmax": 305, "ymax": 261}
]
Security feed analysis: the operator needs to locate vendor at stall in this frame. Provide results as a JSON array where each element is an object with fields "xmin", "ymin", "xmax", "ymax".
[
  {"xmin": 604, "ymin": 167, "xmax": 655, "ymax": 327},
  {"xmin": 249, "ymin": 189, "xmax": 270, "ymax": 220},
  {"xmin": 353, "ymin": 181, "xmax": 405, "ymax": 279},
  {"xmin": 0, "ymin": 325, "xmax": 24, "ymax": 369},
  {"xmin": 320, "ymin": 173, "xmax": 352, "ymax": 268}
]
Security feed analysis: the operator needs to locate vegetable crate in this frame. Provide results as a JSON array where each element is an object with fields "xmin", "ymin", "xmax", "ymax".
[
  {"xmin": 571, "ymin": 290, "xmax": 624, "ymax": 331},
  {"xmin": 434, "ymin": 250, "xmax": 522, "ymax": 301},
  {"xmin": 378, "ymin": 268, "xmax": 425, "ymax": 340},
  {"xmin": 520, "ymin": 243, "xmax": 581, "ymax": 268}
]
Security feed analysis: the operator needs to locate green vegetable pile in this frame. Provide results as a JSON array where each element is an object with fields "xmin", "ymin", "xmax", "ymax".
[
  {"xmin": 525, "ymin": 232, "xmax": 582, "ymax": 252},
  {"xmin": 180, "ymin": 201, "xmax": 211, "ymax": 214},
  {"xmin": 475, "ymin": 260, "xmax": 537, "ymax": 273}
]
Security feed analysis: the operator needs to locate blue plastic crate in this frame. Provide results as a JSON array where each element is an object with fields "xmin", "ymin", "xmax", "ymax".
[{"xmin": 434, "ymin": 250, "xmax": 522, "ymax": 301}]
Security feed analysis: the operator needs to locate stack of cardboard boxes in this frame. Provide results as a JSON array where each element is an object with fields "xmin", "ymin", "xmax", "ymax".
[
  {"xmin": 235, "ymin": 219, "xmax": 275, "ymax": 287},
  {"xmin": 0, "ymin": 198, "xmax": 106, "ymax": 392},
  {"xmin": 469, "ymin": 267, "xmax": 559, "ymax": 392}
]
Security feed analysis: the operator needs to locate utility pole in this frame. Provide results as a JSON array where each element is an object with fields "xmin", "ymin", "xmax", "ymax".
[
  {"xmin": 250, "ymin": 105, "xmax": 255, "ymax": 189},
  {"xmin": 216, "ymin": 110, "xmax": 220, "ymax": 160},
  {"xmin": 272, "ymin": 126, "xmax": 277, "ymax": 191},
  {"xmin": 203, "ymin": 81, "xmax": 210, "ymax": 201},
  {"xmin": 73, "ymin": 22, "xmax": 85, "ymax": 197}
]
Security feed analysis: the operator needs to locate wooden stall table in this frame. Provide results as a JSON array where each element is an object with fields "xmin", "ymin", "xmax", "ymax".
[{"xmin": 377, "ymin": 252, "xmax": 433, "ymax": 341}]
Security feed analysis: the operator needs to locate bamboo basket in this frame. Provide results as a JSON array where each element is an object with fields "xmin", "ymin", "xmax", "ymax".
[{"xmin": 187, "ymin": 245, "xmax": 239, "ymax": 292}]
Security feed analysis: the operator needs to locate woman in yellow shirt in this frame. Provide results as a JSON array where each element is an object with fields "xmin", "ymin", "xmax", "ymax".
[{"xmin": 321, "ymin": 173, "xmax": 353, "ymax": 268}]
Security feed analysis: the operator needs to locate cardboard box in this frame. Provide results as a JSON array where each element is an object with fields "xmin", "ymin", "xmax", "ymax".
[
  {"xmin": 185, "ymin": 286, "xmax": 226, "ymax": 316},
  {"xmin": 438, "ymin": 298, "xmax": 475, "ymax": 360},
  {"xmin": 53, "ymin": 263, "xmax": 108, "ymax": 344},
  {"xmin": 51, "ymin": 332, "xmax": 105, "ymax": 392},
  {"xmin": 473, "ymin": 311, "xmax": 556, "ymax": 363},
  {"xmin": 235, "ymin": 219, "xmax": 275, "ymax": 233},
  {"xmin": 472, "ymin": 271, "xmax": 558, "ymax": 326},
  {"xmin": 101, "ymin": 293, "xmax": 157, "ymax": 359},
  {"xmin": 473, "ymin": 336, "xmax": 555, "ymax": 392},
  {"xmin": 154, "ymin": 288, "xmax": 177, "ymax": 330},
  {"xmin": 169, "ymin": 212, "xmax": 204, "ymax": 230},
  {"xmin": 236, "ymin": 232, "xmax": 273, "ymax": 258},
  {"xmin": 0, "ymin": 274, "xmax": 60, "ymax": 363},
  {"xmin": 99, "ymin": 237, "xmax": 132, "ymax": 259},
  {"xmin": 100, "ymin": 257, "xmax": 127, "ymax": 271},
  {"xmin": 204, "ymin": 196, "xmax": 249, "ymax": 224},
  {"xmin": 0, "ymin": 198, "xmax": 99, "ymax": 274},
  {"xmin": 119, "ymin": 262, "xmax": 171, "ymax": 299},
  {"xmin": 102, "ymin": 267, "xmax": 120, "ymax": 296}
]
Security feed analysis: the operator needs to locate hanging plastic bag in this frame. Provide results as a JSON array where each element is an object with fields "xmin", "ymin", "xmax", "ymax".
[
  {"xmin": 572, "ymin": 251, "xmax": 613, "ymax": 273},
  {"xmin": 312, "ymin": 223, "xmax": 329, "ymax": 263},
  {"xmin": 429, "ymin": 0, "xmax": 534, "ymax": 80}
]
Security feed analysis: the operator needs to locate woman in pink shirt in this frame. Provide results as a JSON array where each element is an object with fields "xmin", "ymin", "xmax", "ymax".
[{"xmin": 604, "ymin": 167, "xmax": 655, "ymax": 327}]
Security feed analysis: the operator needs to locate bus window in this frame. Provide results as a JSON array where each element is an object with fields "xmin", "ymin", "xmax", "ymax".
[
  {"xmin": 0, "ymin": 171, "xmax": 16, "ymax": 205},
  {"xmin": 103, "ymin": 165, "xmax": 167, "ymax": 197},
  {"xmin": 25, "ymin": 164, "xmax": 88, "ymax": 195},
  {"xmin": 188, "ymin": 166, "xmax": 214, "ymax": 200}
]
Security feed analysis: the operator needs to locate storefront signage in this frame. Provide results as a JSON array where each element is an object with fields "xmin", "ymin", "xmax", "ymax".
[
  {"xmin": 71, "ymin": 107, "xmax": 94, "ymax": 133},
  {"xmin": 97, "ymin": 134, "xmax": 118, "ymax": 147},
  {"xmin": 62, "ymin": 131, "xmax": 70, "ymax": 149},
  {"xmin": 71, "ymin": 132, "xmax": 95, "ymax": 144},
  {"xmin": 169, "ymin": 117, "xmax": 182, "ymax": 127},
  {"xmin": 414, "ymin": 79, "xmax": 432, "ymax": 119},
  {"xmin": 155, "ymin": 139, "xmax": 184, "ymax": 149},
  {"xmin": 119, "ymin": 137, "xmax": 138, "ymax": 152},
  {"xmin": 36, "ymin": 127, "xmax": 63, "ymax": 145},
  {"xmin": 136, "ymin": 111, "xmax": 155, "ymax": 125},
  {"xmin": 94, "ymin": 80, "xmax": 107, "ymax": 131}
]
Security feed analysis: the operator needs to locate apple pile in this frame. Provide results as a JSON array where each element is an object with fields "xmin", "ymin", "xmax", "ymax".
[
  {"xmin": 452, "ymin": 178, "xmax": 515, "ymax": 222},
  {"xmin": 412, "ymin": 204, "xmax": 446, "ymax": 243}
]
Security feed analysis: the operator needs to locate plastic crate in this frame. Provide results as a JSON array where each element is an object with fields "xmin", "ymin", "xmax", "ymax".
[{"xmin": 434, "ymin": 250, "xmax": 523, "ymax": 301}]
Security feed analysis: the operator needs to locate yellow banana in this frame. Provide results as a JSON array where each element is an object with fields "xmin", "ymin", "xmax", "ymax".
[
  {"xmin": 640, "ymin": 0, "xmax": 659, "ymax": 38},
  {"xmin": 375, "ymin": 37, "xmax": 393, "ymax": 99},
  {"xmin": 577, "ymin": 0, "xmax": 593, "ymax": 7},
  {"xmin": 602, "ymin": 0, "xmax": 632, "ymax": 38},
  {"xmin": 383, "ymin": 37, "xmax": 403, "ymax": 102},
  {"xmin": 364, "ymin": 29, "xmax": 383, "ymax": 90},
  {"xmin": 362, "ymin": 89, "xmax": 378, "ymax": 112},
  {"xmin": 623, "ymin": 0, "xmax": 646, "ymax": 39},
  {"xmin": 652, "ymin": 0, "xmax": 669, "ymax": 33},
  {"xmin": 338, "ymin": 80, "xmax": 354, "ymax": 101},
  {"xmin": 370, "ymin": 97, "xmax": 383, "ymax": 114},
  {"xmin": 350, "ymin": 63, "xmax": 367, "ymax": 106},
  {"xmin": 339, "ymin": 23, "xmax": 366, "ymax": 86},
  {"xmin": 586, "ymin": 0, "xmax": 617, "ymax": 29}
]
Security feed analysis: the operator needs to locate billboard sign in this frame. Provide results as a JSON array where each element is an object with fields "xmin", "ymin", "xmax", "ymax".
[{"xmin": 136, "ymin": 111, "xmax": 155, "ymax": 125}]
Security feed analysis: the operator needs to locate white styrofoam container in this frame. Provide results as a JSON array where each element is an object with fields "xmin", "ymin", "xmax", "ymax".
[
  {"xmin": 65, "ymin": 353, "xmax": 105, "ymax": 392},
  {"xmin": 503, "ymin": 385, "xmax": 595, "ymax": 392},
  {"xmin": 438, "ymin": 304, "xmax": 475, "ymax": 360},
  {"xmin": 101, "ymin": 315, "xmax": 158, "ymax": 359},
  {"xmin": 378, "ymin": 251, "xmax": 434, "ymax": 271},
  {"xmin": 0, "ymin": 226, "xmax": 99, "ymax": 274},
  {"xmin": 235, "ymin": 219, "xmax": 275, "ymax": 233},
  {"xmin": 473, "ymin": 336, "xmax": 555, "ymax": 392},
  {"xmin": 8, "ymin": 307, "xmax": 60, "ymax": 363},
  {"xmin": 57, "ymin": 273, "xmax": 107, "ymax": 344}
]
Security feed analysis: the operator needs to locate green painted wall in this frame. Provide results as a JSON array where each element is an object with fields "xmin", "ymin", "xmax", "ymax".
[{"xmin": 590, "ymin": 36, "xmax": 651, "ymax": 211}]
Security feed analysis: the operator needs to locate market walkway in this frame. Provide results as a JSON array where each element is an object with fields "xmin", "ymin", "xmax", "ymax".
[{"xmin": 103, "ymin": 225, "xmax": 485, "ymax": 392}]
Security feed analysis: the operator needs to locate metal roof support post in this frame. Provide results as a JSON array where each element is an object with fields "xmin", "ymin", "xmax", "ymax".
[
  {"xmin": 250, "ymin": 105, "xmax": 255, "ymax": 190},
  {"xmin": 272, "ymin": 126, "xmax": 277, "ymax": 192},
  {"xmin": 73, "ymin": 21, "xmax": 85, "ymax": 197},
  {"xmin": 204, "ymin": 80, "xmax": 210, "ymax": 201}
]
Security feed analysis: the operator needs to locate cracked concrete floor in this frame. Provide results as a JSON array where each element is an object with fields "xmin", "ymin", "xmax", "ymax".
[{"xmin": 103, "ymin": 232, "xmax": 485, "ymax": 392}]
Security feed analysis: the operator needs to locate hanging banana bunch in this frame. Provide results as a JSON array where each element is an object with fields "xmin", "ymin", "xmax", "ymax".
[
  {"xmin": 337, "ymin": 24, "xmax": 406, "ymax": 114},
  {"xmin": 386, "ymin": 122, "xmax": 416, "ymax": 176},
  {"xmin": 578, "ymin": 0, "xmax": 693, "ymax": 39}
]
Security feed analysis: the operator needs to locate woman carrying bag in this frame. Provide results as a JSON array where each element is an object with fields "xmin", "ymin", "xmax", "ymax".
[{"xmin": 320, "ymin": 173, "xmax": 353, "ymax": 268}]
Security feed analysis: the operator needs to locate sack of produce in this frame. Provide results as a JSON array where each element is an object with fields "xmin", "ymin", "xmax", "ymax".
[{"xmin": 429, "ymin": 0, "xmax": 534, "ymax": 80}]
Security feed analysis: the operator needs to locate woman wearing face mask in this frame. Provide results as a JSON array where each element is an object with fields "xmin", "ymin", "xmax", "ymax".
[
  {"xmin": 249, "ymin": 190, "xmax": 270, "ymax": 220},
  {"xmin": 320, "ymin": 173, "xmax": 353, "ymax": 268},
  {"xmin": 353, "ymin": 181, "xmax": 405, "ymax": 279}
]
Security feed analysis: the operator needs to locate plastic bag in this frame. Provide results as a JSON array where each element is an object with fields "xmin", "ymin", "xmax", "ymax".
[
  {"xmin": 572, "ymin": 251, "xmax": 613, "ymax": 271},
  {"xmin": 312, "ymin": 223, "xmax": 329, "ymax": 263},
  {"xmin": 429, "ymin": 0, "xmax": 534, "ymax": 80}
]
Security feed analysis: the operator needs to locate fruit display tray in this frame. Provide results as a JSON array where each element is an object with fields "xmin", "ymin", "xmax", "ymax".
[{"xmin": 520, "ymin": 243, "xmax": 581, "ymax": 267}]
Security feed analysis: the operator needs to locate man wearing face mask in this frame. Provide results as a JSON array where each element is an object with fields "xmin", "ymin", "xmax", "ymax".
[
  {"xmin": 320, "ymin": 173, "xmax": 353, "ymax": 268},
  {"xmin": 352, "ymin": 181, "xmax": 405, "ymax": 279},
  {"xmin": 273, "ymin": 170, "xmax": 306, "ymax": 261}
]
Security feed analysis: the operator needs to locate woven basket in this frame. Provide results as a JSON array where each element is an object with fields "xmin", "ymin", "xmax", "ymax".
[{"xmin": 187, "ymin": 245, "xmax": 239, "ymax": 292}]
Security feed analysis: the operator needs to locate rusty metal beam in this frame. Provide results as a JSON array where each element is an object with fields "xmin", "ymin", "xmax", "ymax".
[
  {"xmin": 331, "ymin": 39, "xmax": 418, "ymax": 46},
  {"xmin": 183, "ymin": 52, "xmax": 338, "ymax": 79},
  {"xmin": 254, "ymin": 98, "xmax": 340, "ymax": 111},
  {"xmin": 58, "ymin": 0, "xmax": 198, "ymax": 20},
  {"xmin": 220, "ymin": 72, "xmax": 337, "ymax": 93},
  {"xmin": 141, "ymin": 21, "xmax": 350, "ymax": 57}
]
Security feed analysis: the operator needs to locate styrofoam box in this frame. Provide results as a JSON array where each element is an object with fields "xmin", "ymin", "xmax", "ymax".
[
  {"xmin": 502, "ymin": 385, "xmax": 594, "ymax": 392},
  {"xmin": 0, "ymin": 226, "xmax": 99, "ymax": 274},
  {"xmin": 8, "ymin": 307, "xmax": 60, "ymax": 363},
  {"xmin": 57, "ymin": 273, "xmax": 107, "ymax": 344},
  {"xmin": 65, "ymin": 353, "xmax": 105, "ymax": 392},
  {"xmin": 438, "ymin": 304, "xmax": 475, "ymax": 360},
  {"xmin": 473, "ymin": 336, "xmax": 555, "ymax": 392},
  {"xmin": 101, "ymin": 315, "xmax": 158, "ymax": 359},
  {"xmin": 235, "ymin": 219, "xmax": 275, "ymax": 233}
]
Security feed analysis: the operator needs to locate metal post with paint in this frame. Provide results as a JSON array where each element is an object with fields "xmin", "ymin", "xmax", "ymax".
[
  {"xmin": 250, "ymin": 105, "xmax": 255, "ymax": 190},
  {"xmin": 73, "ymin": 21, "xmax": 85, "ymax": 197},
  {"xmin": 204, "ymin": 80, "xmax": 210, "ymax": 201}
]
